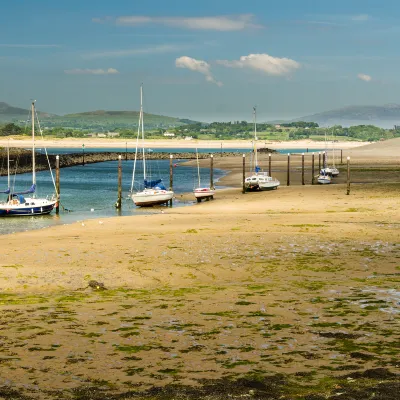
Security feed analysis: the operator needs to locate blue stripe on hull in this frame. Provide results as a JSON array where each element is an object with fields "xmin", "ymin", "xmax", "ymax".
[{"xmin": 0, "ymin": 205, "xmax": 54, "ymax": 217}]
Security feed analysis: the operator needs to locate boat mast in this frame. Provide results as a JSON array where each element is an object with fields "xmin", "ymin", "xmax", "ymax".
[
  {"xmin": 140, "ymin": 85, "xmax": 146, "ymax": 181},
  {"xmin": 253, "ymin": 106, "xmax": 258, "ymax": 172},
  {"xmin": 7, "ymin": 140, "xmax": 10, "ymax": 189},
  {"xmin": 32, "ymin": 101, "xmax": 36, "ymax": 186},
  {"xmin": 196, "ymin": 148, "xmax": 201, "ymax": 187}
]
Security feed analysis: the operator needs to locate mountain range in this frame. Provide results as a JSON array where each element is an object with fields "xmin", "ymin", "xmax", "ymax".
[
  {"xmin": 2, "ymin": 102, "xmax": 400, "ymax": 129},
  {"xmin": 280, "ymin": 104, "xmax": 400, "ymax": 128}
]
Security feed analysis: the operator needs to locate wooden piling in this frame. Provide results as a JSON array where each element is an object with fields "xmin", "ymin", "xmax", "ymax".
[
  {"xmin": 311, "ymin": 153, "xmax": 315, "ymax": 185},
  {"xmin": 55, "ymin": 155, "xmax": 60, "ymax": 214},
  {"xmin": 242, "ymin": 154, "xmax": 246, "ymax": 194},
  {"xmin": 116, "ymin": 155, "xmax": 122, "ymax": 209},
  {"xmin": 268, "ymin": 153, "xmax": 271, "ymax": 176},
  {"xmin": 82, "ymin": 144, "xmax": 85, "ymax": 166},
  {"xmin": 341, "ymin": 149, "xmax": 343, "ymax": 164},
  {"xmin": 169, "ymin": 154, "xmax": 173, "ymax": 206},
  {"xmin": 210, "ymin": 154, "xmax": 214, "ymax": 190},
  {"xmin": 322, "ymin": 151, "xmax": 326, "ymax": 169},
  {"xmin": 346, "ymin": 156, "xmax": 351, "ymax": 195},
  {"xmin": 318, "ymin": 152, "xmax": 321, "ymax": 171},
  {"xmin": 302, "ymin": 153, "xmax": 305, "ymax": 185},
  {"xmin": 287, "ymin": 153, "xmax": 290, "ymax": 186}
]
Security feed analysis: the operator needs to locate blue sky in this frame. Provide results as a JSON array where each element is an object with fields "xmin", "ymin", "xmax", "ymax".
[{"xmin": 1, "ymin": 0, "xmax": 400, "ymax": 121}]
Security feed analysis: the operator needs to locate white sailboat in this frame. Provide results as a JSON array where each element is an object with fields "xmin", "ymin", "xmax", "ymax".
[
  {"xmin": 130, "ymin": 85, "xmax": 174, "ymax": 207},
  {"xmin": 0, "ymin": 101, "xmax": 57, "ymax": 216},
  {"xmin": 244, "ymin": 106, "xmax": 280, "ymax": 191},
  {"xmin": 320, "ymin": 131, "xmax": 339, "ymax": 178},
  {"xmin": 193, "ymin": 149, "xmax": 215, "ymax": 202}
]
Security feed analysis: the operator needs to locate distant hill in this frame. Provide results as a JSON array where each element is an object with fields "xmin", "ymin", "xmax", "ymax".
[
  {"xmin": 0, "ymin": 102, "xmax": 55, "ymax": 122},
  {"xmin": 0, "ymin": 102, "xmax": 198, "ymax": 129},
  {"xmin": 284, "ymin": 105, "xmax": 400, "ymax": 128}
]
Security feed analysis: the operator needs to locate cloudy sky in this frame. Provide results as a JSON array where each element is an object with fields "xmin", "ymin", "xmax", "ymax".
[{"xmin": 1, "ymin": 0, "xmax": 400, "ymax": 121}]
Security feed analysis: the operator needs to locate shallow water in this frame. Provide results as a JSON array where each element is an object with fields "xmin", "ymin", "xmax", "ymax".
[{"xmin": 0, "ymin": 159, "xmax": 225, "ymax": 235}]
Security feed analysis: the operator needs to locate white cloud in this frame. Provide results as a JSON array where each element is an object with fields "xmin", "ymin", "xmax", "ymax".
[
  {"xmin": 352, "ymin": 14, "xmax": 370, "ymax": 21},
  {"xmin": 64, "ymin": 68, "xmax": 120, "ymax": 75},
  {"xmin": 357, "ymin": 73, "xmax": 372, "ymax": 82},
  {"xmin": 217, "ymin": 53, "xmax": 300, "ymax": 76},
  {"xmin": 84, "ymin": 44, "xmax": 185, "ymax": 59},
  {"xmin": 175, "ymin": 56, "xmax": 222, "ymax": 86},
  {"xmin": 94, "ymin": 14, "xmax": 261, "ymax": 31}
]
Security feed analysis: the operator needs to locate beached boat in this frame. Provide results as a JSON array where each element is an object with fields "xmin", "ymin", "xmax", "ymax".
[
  {"xmin": 317, "ymin": 172, "xmax": 332, "ymax": 184},
  {"xmin": 244, "ymin": 106, "xmax": 280, "ymax": 191},
  {"xmin": 0, "ymin": 101, "xmax": 57, "ymax": 216},
  {"xmin": 193, "ymin": 149, "xmax": 215, "ymax": 201},
  {"xmin": 130, "ymin": 85, "xmax": 173, "ymax": 207},
  {"xmin": 321, "ymin": 133, "xmax": 339, "ymax": 177}
]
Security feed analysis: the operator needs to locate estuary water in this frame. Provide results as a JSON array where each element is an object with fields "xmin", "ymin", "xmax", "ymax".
[{"xmin": 0, "ymin": 159, "xmax": 225, "ymax": 235}]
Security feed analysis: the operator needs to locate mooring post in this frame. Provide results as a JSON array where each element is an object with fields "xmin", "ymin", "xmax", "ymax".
[
  {"xmin": 169, "ymin": 154, "xmax": 173, "ymax": 206},
  {"xmin": 82, "ymin": 144, "xmax": 85, "ymax": 166},
  {"xmin": 125, "ymin": 142, "xmax": 128, "ymax": 161},
  {"xmin": 268, "ymin": 153, "xmax": 272, "ymax": 176},
  {"xmin": 287, "ymin": 153, "xmax": 290, "ymax": 186},
  {"xmin": 242, "ymin": 154, "xmax": 246, "ymax": 194},
  {"xmin": 318, "ymin": 152, "xmax": 321, "ymax": 171},
  {"xmin": 220, "ymin": 143, "xmax": 222, "ymax": 157},
  {"xmin": 302, "ymin": 153, "xmax": 305, "ymax": 185},
  {"xmin": 55, "ymin": 155, "xmax": 60, "ymax": 214},
  {"xmin": 322, "ymin": 151, "xmax": 326, "ymax": 169},
  {"xmin": 116, "ymin": 155, "xmax": 122, "ymax": 209},
  {"xmin": 341, "ymin": 149, "xmax": 343, "ymax": 165},
  {"xmin": 210, "ymin": 154, "xmax": 214, "ymax": 190},
  {"xmin": 346, "ymin": 156, "xmax": 351, "ymax": 195},
  {"xmin": 311, "ymin": 153, "xmax": 315, "ymax": 185}
]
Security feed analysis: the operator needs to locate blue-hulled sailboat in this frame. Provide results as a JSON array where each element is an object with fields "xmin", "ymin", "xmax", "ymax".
[{"xmin": 0, "ymin": 101, "xmax": 57, "ymax": 216}]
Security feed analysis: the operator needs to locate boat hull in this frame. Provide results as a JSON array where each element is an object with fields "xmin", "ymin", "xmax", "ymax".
[
  {"xmin": 194, "ymin": 188, "xmax": 215, "ymax": 199},
  {"xmin": 317, "ymin": 176, "xmax": 331, "ymax": 184},
  {"xmin": 259, "ymin": 181, "xmax": 280, "ymax": 191},
  {"xmin": 132, "ymin": 190, "xmax": 174, "ymax": 207},
  {"xmin": 0, "ymin": 199, "xmax": 56, "ymax": 217}
]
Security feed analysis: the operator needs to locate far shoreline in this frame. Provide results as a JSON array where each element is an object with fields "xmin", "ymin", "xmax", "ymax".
[{"xmin": 0, "ymin": 137, "xmax": 369, "ymax": 150}]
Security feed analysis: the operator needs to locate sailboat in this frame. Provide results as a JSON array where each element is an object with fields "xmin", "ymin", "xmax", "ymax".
[
  {"xmin": 193, "ymin": 149, "xmax": 215, "ymax": 202},
  {"xmin": 130, "ymin": 85, "xmax": 174, "ymax": 207},
  {"xmin": 320, "ymin": 131, "xmax": 339, "ymax": 178},
  {"xmin": 0, "ymin": 101, "xmax": 57, "ymax": 216},
  {"xmin": 244, "ymin": 106, "xmax": 280, "ymax": 191}
]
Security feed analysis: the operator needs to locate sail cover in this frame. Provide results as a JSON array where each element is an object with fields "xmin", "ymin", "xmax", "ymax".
[
  {"xmin": 12, "ymin": 184, "xmax": 36, "ymax": 195},
  {"xmin": 144, "ymin": 179, "xmax": 166, "ymax": 190},
  {"xmin": 0, "ymin": 188, "xmax": 10, "ymax": 194}
]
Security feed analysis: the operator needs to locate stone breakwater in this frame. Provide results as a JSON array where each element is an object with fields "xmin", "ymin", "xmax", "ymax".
[{"xmin": 0, "ymin": 148, "xmax": 277, "ymax": 176}]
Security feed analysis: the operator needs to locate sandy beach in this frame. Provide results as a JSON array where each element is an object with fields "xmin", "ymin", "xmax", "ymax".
[
  {"xmin": 0, "ymin": 139, "xmax": 399, "ymax": 399},
  {"xmin": 0, "ymin": 137, "xmax": 368, "ymax": 150}
]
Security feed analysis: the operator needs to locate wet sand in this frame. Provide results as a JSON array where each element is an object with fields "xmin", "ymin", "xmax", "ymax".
[{"xmin": 0, "ymin": 140, "xmax": 399, "ymax": 399}]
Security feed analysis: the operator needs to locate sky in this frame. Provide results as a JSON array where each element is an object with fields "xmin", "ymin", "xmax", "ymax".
[{"xmin": 1, "ymin": 0, "xmax": 400, "ymax": 122}]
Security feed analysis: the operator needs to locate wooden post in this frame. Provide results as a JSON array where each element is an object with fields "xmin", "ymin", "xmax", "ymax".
[
  {"xmin": 287, "ymin": 153, "xmax": 290, "ymax": 186},
  {"xmin": 318, "ymin": 152, "xmax": 321, "ymax": 171},
  {"xmin": 116, "ymin": 155, "xmax": 122, "ymax": 209},
  {"xmin": 242, "ymin": 154, "xmax": 246, "ymax": 194},
  {"xmin": 220, "ymin": 143, "xmax": 222, "ymax": 157},
  {"xmin": 341, "ymin": 149, "xmax": 343, "ymax": 165},
  {"xmin": 125, "ymin": 142, "xmax": 128, "ymax": 161},
  {"xmin": 210, "ymin": 154, "xmax": 214, "ymax": 190},
  {"xmin": 311, "ymin": 153, "xmax": 315, "ymax": 185},
  {"xmin": 55, "ymin": 155, "xmax": 60, "ymax": 214},
  {"xmin": 346, "ymin": 156, "xmax": 351, "ymax": 195},
  {"xmin": 322, "ymin": 151, "xmax": 326, "ymax": 169},
  {"xmin": 82, "ymin": 144, "xmax": 85, "ymax": 166},
  {"xmin": 301, "ymin": 153, "xmax": 305, "ymax": 185},
  {"xmin": 169, "ymin": 154, "xmax": 173, "ymax": 206},
  {"xmin": 268, "ymin": 153, "xmax": 271, "ymax": 176}
]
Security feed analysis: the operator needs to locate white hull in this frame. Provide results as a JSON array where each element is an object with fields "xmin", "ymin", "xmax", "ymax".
[
  {"xmin": 132, "ymin": 189, "xmax": 173, "ymax": 206},
  {"xmin": 317, "ymin": 176, "xmax": 331, "ymax": 184},
  {"xmin": 194, "ymin": 188, "xmax": 215, "ymax": 199},
  {"xmin": 0, "ymin": 197, "xmax": 56, "ymax": 216},
  {"xmin": 245, "ymin": 173, "xmax": 280, "ymax": 191}
]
